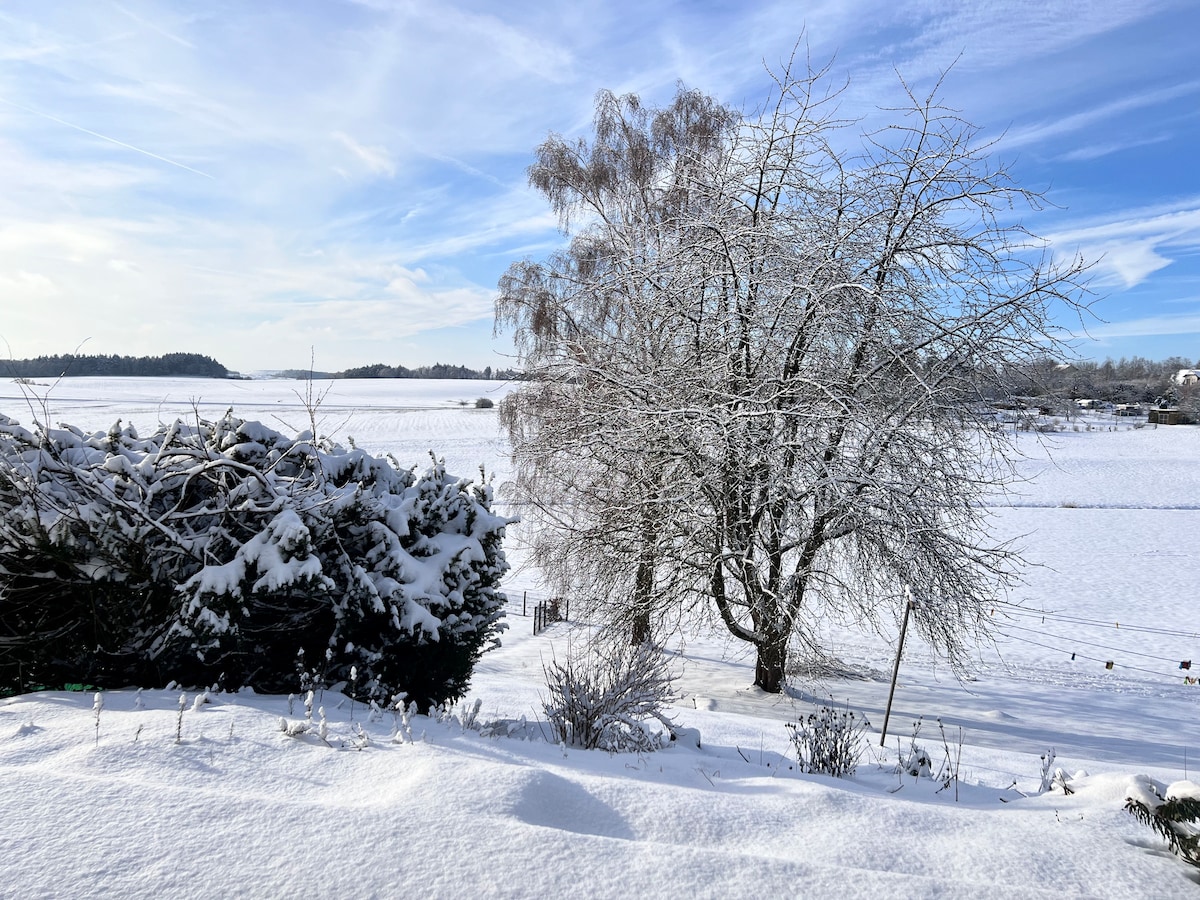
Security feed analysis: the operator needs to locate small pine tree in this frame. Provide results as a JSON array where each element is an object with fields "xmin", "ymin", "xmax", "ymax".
[{"xmin": 1126, "ymin": 781, "xmax": 1200, "ymax": 869}]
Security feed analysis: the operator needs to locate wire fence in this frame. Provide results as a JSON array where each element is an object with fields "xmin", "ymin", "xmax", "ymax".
[
  {"xmin": 508, "ymin": 589, "xmax": 570, "ymax": 634},
  {"xmin": 501, "ymin": 588, "xmax": 1196, "ymax": 680},
  {"xmin": 987, "ymin": 602, "xmax": 1196, "ymax": 683}
]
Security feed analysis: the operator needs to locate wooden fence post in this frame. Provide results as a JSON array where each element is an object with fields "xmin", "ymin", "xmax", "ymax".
[{"xmin": 880, "ymin": 589, "xmax": 915, "ymax": 747}]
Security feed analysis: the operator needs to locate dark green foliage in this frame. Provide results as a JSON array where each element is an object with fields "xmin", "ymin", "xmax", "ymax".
[
  {"xmin": 3, "ymin": 353, "xmax": 228, "ymax": 378},
  {"xmin": 338, "ymin": 362, "xmax": 415, "ymax": 378},
  {"xmin": 1125, "ymin": 783, "xmax": 1200, "ymax": 869},
  {"xmin": 0, "ymin": 412, "xmax": 512, "ymax": 706},
  {"xmin": 333, "ymin": 362, "xmax": 519, "ymax": 380}
]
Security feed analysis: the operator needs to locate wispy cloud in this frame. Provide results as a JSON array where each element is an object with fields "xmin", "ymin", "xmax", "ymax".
[
  {"xmin": 999, "ymin": 81, "xmax": 1200, "ymax": 152},
  {"xmin": 1057, "ymin": 133, "xmax": 1171, "ymax": 162},
  {"xmin": 0, "ymin": 0, "xmax": 1196, "ymax": 369},
  {"xmin": 332, "ymin": 131, "xmax": 395, "ymax": 178},
  {"xmin": 110, "ymin": 2, "xmax": 195, "ymax": 50},
  {"xmin": 1076, "ymin": 311, "xmax": 1200, "ymax": 341},
  {"xmin": 1048, "ymin": 203, "xmax": 1200, "ymax": 288},
  {"xmin": 0, "ymin": 96, "xmax": 214, "ymax": 178}
]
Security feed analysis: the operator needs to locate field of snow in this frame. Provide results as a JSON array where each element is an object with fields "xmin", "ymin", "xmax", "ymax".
[{"xmin": 2, "ymin": 377, "xmax": 1198, "ymax": 897}]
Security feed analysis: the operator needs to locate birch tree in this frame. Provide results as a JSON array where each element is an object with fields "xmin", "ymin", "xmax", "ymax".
[{"xmin": 497, "ymin": 62, "xmax": 1090, "ymax": 692}]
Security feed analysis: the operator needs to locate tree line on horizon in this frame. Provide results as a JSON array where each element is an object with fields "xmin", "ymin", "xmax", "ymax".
[
  {"xmin": 3, "ymin": 353, "xmax": 519, "ymax": 381},
  {"xmin": 1005, "ymin": 355, "xmax": 1199, "ymax": 405},
  {"xmin": 4, "ymin": 353, "xmax": 228, "ymax": 379},
  {"xmin": 288, "ymin": 362, "xmax": 522, "ymax": 381},
  {"xmin": 4, "ymin": 351, "xmax": 1192, "ymax": 393}
]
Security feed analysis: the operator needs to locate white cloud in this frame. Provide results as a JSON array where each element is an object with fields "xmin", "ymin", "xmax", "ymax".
[
  {"xmin": 1058, "ymin": 133, "xmax": 1171, "ymax": 162},
  {"xmin": 111, "ymin": 3, "xmax": 196, "ymax": 50},
  {"xmin": 906, "ymin": 0, "xmax": 1172, "ymax": 71},
  {"xmin": 998, "ymin": 81, "xmax": 1200, "ymax": 152},
  {"xmin": 0, "ymin": 0, "xmax": 1195, "ymax": 368},
  {"xmin": 332, "ymin": 131, "xmax": 395, "ymax": 178},
  {"xmin": 1096, "ymin": 241, "xmax": 1173, "ymax": 288},
  {"xmin": 1047, "ymin": 203, "xmax": 1200, "ymax": 288},
  {"xmin": 0, "ymin": 269, "xmax": 57, "ymax": 295},
  {"xmin": 1078, "ymin": 311, "xmax": 1200, "ymax": 341}
]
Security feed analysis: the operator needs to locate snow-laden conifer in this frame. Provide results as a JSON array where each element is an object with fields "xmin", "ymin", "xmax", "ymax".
[{"xmin": 0, "ymin": 412, "xmax": 512, "ymax": 705}]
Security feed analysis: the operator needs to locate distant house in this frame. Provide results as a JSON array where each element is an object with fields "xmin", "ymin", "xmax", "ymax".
[
  {"xmin": 1175, "ymin": 369, "xmax": 1200, "ymax": 386},
  {"xmin": 1114, "ymin": 403, "xmax": 1143, "ymax": 417},
  {"xmin": 1148, "ymin": 408, "xmax": 1188, "ymax": 425}
]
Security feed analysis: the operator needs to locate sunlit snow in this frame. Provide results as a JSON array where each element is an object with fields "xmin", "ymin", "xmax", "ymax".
[{"xmin": 1, "ymin": 377, "xmax": 1198, "ymax": 897}]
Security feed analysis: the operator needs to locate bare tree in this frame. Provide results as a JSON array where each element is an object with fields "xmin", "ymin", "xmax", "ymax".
[
  {"xmin": 498, "ymin": 87, "xmax": 735, "ymax": 644},
  {"xmin": 497, "ymin": 59, "xmax": 1091, "ymax": 693}
]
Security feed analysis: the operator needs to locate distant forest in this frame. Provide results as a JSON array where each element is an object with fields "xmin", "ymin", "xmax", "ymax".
[
  {"xmin": 1010, "ymin": 354, "xmax": 1199, "ymax": 404},
  {"xmin": 278, "ymin": 362, "xmax": 522, "ymax": 381},
  {"xmin": 7, "ymin": 352, "xmax": 1191, "ymax": 393},
  {"xmin": 4, "ymin": 353, "xmax": 228, "ymax": 379},
  {"xmin": 3, "ymin": 353, "xmax": 516, "ymax": 381}
]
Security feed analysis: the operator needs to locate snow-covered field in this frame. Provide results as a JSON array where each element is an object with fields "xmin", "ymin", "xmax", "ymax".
[{"xmin": 2, "ymin": 377, "xmax": 1198, "ymax": 897}]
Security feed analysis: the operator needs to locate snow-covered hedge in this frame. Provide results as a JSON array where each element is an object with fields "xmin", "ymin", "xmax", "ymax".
[{"xmin": 0, "ymin": 411, "xmax": 512, "ymax": 705}]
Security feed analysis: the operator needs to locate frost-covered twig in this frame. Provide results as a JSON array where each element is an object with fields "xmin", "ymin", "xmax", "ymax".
[
  {"xmin": 92, "ymin": 692, "xmax": 103, "ymax": 747},
  {"xmin": 175, "ymin": 693, "xmax": 187, "ymax": 744}
]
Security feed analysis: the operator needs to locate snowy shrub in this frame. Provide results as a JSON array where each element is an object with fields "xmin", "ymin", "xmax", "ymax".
[
  {"xmin": 424, "ymin": 697, "xmax": 487, "ymax": 733},
  {"xmin": 786, "ymin": 704, "xmax": 869, "ymax": 778},
  {"xmin": 474, "ymin": 398, "xmax": 494, "ymax": 409},
  {"xmin": 1125, "ymin": 777, "xmax": 1200, "ymax": 869},
  {"xmin": 892, "ymin": 717, "xmax": 966, "ymax": 794},
  {"xmin": 542, "ymin": 641, "xmax": 676, "ymax": 752},
  {"xmin": 899, "ymin": 741, "xmax": 933, "ymax": 778},
  {"xmin": 0, "ymin": 411, "xmax": 512, "ymax": 706}
]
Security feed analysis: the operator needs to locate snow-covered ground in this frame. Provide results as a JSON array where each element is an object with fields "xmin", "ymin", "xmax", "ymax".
[{"xmin": 2, "ymin": 377, "xmax": 1198, "ymax": 897}]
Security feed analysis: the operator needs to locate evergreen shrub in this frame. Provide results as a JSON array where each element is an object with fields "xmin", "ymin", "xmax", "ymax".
[{"xmin": 0, "ymin": 411, "xmax": 511, "ymax": 705}]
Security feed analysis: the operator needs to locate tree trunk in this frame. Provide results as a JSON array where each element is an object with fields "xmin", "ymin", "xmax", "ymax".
[
  {"xmin": 630, "ymin": 508, "xmax": 656, "ymax": 645},
  {"xmin": 754, "ymin": 635, "xmax": 787, "ymax": 693},
  {"xmin": 630, "ymin": 606, "xmax": 651, "ymax": 646}
]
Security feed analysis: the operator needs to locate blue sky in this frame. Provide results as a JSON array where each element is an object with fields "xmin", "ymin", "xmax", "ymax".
[{"xmin": 1, "ymin": 1, "xmax": 1197, "ymax": 374}]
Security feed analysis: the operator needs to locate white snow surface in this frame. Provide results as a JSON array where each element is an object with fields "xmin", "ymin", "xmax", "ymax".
[{"xmin": 2, "ymin": 378, "xmax": 1199, "ymax": 898}]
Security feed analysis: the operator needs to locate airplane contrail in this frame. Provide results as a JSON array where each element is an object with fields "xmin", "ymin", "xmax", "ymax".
[{"xmin": 0, "ymin": 95, "xmax": 214, "ymax": 180}]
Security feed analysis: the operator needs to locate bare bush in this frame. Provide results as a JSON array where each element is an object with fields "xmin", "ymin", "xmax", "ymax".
[
  {"xmin": 542, "ymin": 641, "xmax": 676, "ymax": 752},
  {"xmin": 786, "ymin": 704, "xmax": 869, "ymax": 778}
]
